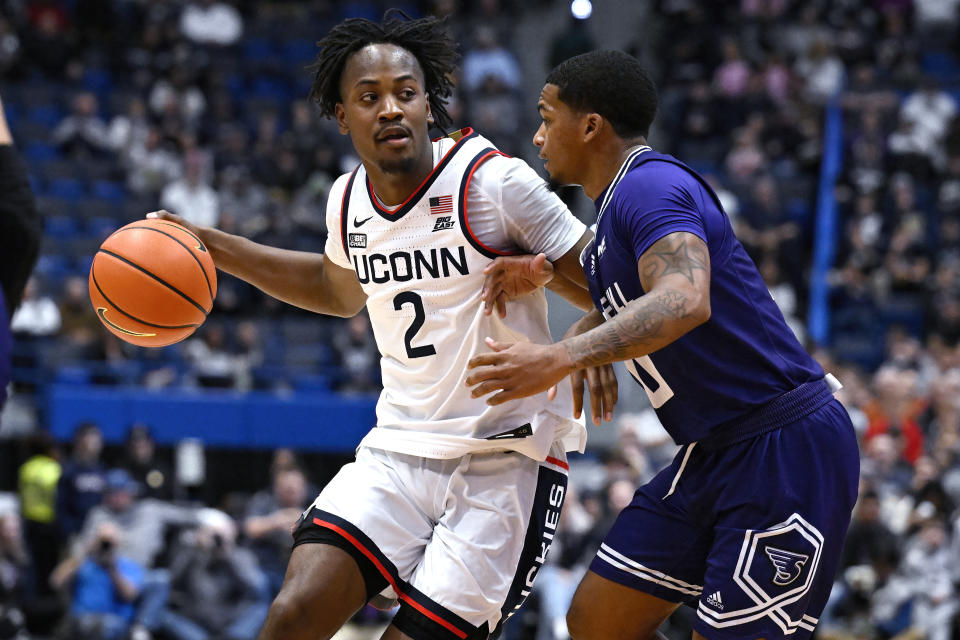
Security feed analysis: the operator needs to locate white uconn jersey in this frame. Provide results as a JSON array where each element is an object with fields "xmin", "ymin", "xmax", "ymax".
[{"xmin": 325, "ymin": 129, "xmax": 586, "ymax": 460}]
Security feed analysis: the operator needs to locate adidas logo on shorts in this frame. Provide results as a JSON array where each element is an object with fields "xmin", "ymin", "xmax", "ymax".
[{"xmin": 705, "ymin": 591, "xmax": 723, "ymax": 610}]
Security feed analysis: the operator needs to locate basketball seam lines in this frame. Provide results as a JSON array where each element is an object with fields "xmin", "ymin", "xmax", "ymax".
[
  {"xmin": 91, "ymin": 265, "xmax": 200, "ymax": 329},
  {"xmin": 97, "ymin": 249, "xmax": 209, "ymax": 316},
  {"xmin": 119, "ymin": 225, "xmax": 214, "ymax": 305}
]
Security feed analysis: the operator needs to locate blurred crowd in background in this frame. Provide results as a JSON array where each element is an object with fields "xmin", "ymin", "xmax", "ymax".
[{"xmin": 0, "ymin": 0, "xmax": 959, "ymax": 638}]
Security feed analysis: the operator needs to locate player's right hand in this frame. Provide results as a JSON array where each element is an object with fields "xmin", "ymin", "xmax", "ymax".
[
  {"xmin": 568, "ymin": 364, "xmax": 618, "ymax": 426},
  {"xmin": 146, "ymin": 209, "xmax": 201, "ymax": 237},
  {"xmin": 481, "ymin": 253, "xmax": 554, "ymax": 317}
]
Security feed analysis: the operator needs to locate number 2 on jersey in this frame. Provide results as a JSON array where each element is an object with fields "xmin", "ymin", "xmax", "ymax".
[{"xmin": 393, "ymin": 291, "xmax": 436, "ymax": 359}]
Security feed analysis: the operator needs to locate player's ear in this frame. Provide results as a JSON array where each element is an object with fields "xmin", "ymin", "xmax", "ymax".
[
  {"xmin": 425, "ymin": 94, "xmax": 435, "ymax": 126},
  {"xmin": 583, "ymin": 113, "xmax": 603, "ymax": 143},
  {"xmin": 335, "ymin": 103, "xmax": 349, "ymax": 135}
]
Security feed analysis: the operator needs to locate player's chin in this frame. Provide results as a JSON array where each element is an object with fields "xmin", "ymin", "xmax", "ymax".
[
  {"xmin": 377, "ymin": 153, "xmax": 418, "ymax": 175},
  {"xmin": 545, "ymin": 174, "xmax": 566, "ymax": 192}
]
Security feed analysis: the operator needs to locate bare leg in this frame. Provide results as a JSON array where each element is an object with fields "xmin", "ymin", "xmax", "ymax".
[
  {"xmin": 258, "ymin": 544, "xmax": 368, "ymax": 640},
  {"xmin": 566, "ymin": 570, "xmax": 680, "ymax": 640}
]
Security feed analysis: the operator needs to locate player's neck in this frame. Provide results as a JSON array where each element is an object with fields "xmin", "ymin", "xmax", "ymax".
[
  {"xmin": 365, "ymin": 145, "xmax": 436, "ymax": 207},
  {"xmin": 583, "ymin": 137, "xmax": 647, "ymax": 201}
]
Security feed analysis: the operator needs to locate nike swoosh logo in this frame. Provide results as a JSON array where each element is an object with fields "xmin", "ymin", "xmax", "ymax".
[
  {"xmin": 158, "ymin": 221, "xmax": 206, "ymax": 252},
  {"xmin": 97, "ymin": 308, "xmax": 157, "ymax": 337},
  {"xmin": 354, "ymin": 216, "xmax": 374, "ymax": 228}
]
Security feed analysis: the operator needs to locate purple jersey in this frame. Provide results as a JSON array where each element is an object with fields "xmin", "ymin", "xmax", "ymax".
[{"xmin": 583, "ymin": 148, "xmax": 823, "ymax": 444}]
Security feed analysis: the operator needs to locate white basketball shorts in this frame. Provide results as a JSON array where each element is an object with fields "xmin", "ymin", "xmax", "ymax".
[{"xmin": 292, "ymin": 442, "xmax": 570, "ymax": 640}]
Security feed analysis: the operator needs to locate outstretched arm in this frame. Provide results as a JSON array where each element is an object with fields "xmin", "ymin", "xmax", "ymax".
[
  {"xmin": 148, "ymin": 210, "xmax": 366, "ymax": 317},
  {"xmin": 467, "ymin": 232, "xmax": 710, "ymax": 405}
]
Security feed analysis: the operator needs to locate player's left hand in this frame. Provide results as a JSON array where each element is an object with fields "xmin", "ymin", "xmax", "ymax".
[
  {"xmin": 480, "ymin": 254, "xmax": 554, "ymax": 318},
  {"xmin": 466, "ymin": 337, "xmax": 572, "ymax": 405}
]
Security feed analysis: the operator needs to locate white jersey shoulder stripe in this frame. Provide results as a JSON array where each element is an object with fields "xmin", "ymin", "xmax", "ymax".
[
  {"xmin": 338, "ymin": 166, "xmax": 361, "ymax": 257},
  {"xmin": 458, "ymin": 147, "xmax": 513, "ymax": 259}
]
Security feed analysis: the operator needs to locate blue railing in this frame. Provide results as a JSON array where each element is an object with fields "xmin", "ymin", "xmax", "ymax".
[{"xmin": 806, "ymin": 97, "xmax": 845, "ymax": 345}]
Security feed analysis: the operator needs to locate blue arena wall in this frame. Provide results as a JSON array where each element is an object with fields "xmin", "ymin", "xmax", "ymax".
[{"xmin": 47, "ymin": 384, "xmax": 377, "ymax": 451}]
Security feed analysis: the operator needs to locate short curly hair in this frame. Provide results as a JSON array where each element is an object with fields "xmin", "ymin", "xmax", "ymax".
[
  {"xmin": 308, "ymin": 11, "xmax": 458, "ymax": 131},
  {"xmin": 546, "ymin": 50, "xmax": 658, "ymax": 139}
]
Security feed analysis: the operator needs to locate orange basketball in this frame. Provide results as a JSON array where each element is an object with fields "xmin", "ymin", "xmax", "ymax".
[{"xmin": 89, "ymin": 219, "xmax": 217, "ymax": 347}]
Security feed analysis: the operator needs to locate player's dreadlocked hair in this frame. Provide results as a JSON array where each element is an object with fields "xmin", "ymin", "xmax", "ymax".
[
  {"xmin": 546, "ymin": 50, "xmax": 658, "ymax": 139},
  {"xmin": 308, "ymin": 11, "xmax": 458, "ymax": 131}
]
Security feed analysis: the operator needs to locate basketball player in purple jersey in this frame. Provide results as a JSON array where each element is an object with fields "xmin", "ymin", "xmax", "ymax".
[{"xmin": 467, "ymin": 50, "xmax": 859, "ymax": 639}]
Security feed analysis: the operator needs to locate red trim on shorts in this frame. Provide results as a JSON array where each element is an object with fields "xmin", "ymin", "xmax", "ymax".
[
  {"xmin": 545, "ymin": 456, "xmax": 569, "ymax": 471},
  {"xmin": 313, "ymin": 518, "xmax": 469, "ymax": 639},
  {"xmin": 461, "ymin": 150, "xmax": 514, "ymax": 256}
]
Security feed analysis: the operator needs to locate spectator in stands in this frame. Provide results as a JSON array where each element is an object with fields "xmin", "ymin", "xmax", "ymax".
[
  {"xmin": 51, "ymin": 521, "xmax": 144, "ymax": 640},
  {"xmin": 822, "ymin": 488, "xmax": 902, "ymax": 633},
  {"xmin": 149, "ymin": 66, "xmax": 207, "ymax": 129},
  {"xmin": 736, "ymin": 174, "xmax": 801, "ymax": 273},
  {"xmin": 58, "ymin": 275, "xmax": 104, "ymax": 362},
  {"xmin": 17, "ymin": 432, "xmax": 61, "ymax": 599},
  {"xmin": 724, "ymin": 127, "xmax": 766, "ymax": 186},
  {"xmin": 125, "ymin": 127, "xmax": 183, "ymax": 196},
  {"xmin": 841, "ymin": 490, "xmax": 899, "ymax": 574},
  {"xmin": 161, "ymin": 150, "xmax": 219, "ymax": 228},
  {"xmin": 233, "ymin": 320, "xmax": 262, "ymax": 391},
  {"xmin": 547, "ymin": 15, "xmax": 595, "ymax": 72},
  {"xmin": 242, "ymin": 467, "xmax": 310, "ymax": 595},
  {"xmin": 467, "ymin": 73, "xmax": 522, "ymax": 155},
  {"xmin": 147, "ymin": 509, "xmax": 267, "ymax": 640},
  {"xmin": 461, "ymin": 25, "xmax": 521, "ymax": 95},
  {"xmin": 51, "ymin": 92, "xmax": 112, "ymax": 158},
  {"xmin": 183, "ymin": 323, "xmax": 240, "ymax": 389},
  {"xmin": 20, "ymin": 4, "xmax": 72, "ymax": 79},
  {"xmin": 713, "ymin": 37, "xmax": 751, "ymax": 100},
  {"xmin": 913, "ymin": 0, "xmax": 960, "ymax": 46},
  {"xmin": 795, "ymin": 38, "xmax": 845, "ymax": 104},
  {"xmin": 864, "ymin": 366, "xmax": 926, "ymax": 465},
  {"xmin": 9, "ymin": 277, "xmax": 60, "ymax": 339},
  {"xmin": 900, "ymin": 77, "xmax": 957, "ymax": 165},
  {"xmin": 218, "ymin": 165, "xmax": 269, "ymax": 237},
  {"xmin": 107, "ymin": 96, "xmax": 151, "ymax": 155},
  {"xmin": 56, "ymin": 423, "xmax": 107, "ymax": 541},
  {"xmin": 331, "ymin": 312, "xmax": 379, "ymax": 393},
  {"xmin": 0, "ymin": 511, "xmax": 32, "ymax": 640},
  {"xmin": 861, "ymin": 433, "xmax": 914, "ymax": 525},
  {"xmin": 122, "ymin": 425, "xmax": 175, "ymax": 501},
  {"xmin": 76, "ymin": 468, "xmax": 196, "ymax": 570},
  {"xmin": 288, "ymin": 165, "xmax": 333, "ymax": 237},
  {"xmin": 897, "ymin": 517, "xmax": 956, "ymax": 640},
  {"xmin": 179, "ymin": 0, "xmax": 243, "ymax": 47}
]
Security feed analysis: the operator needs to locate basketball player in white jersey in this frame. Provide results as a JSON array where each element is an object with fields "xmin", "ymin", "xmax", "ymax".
[{"xmin": 149, "ymin": 12, "xmax": 607, "ymax": 640}]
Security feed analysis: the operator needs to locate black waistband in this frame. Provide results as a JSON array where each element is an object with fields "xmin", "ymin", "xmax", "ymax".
[{"xmin": 697, "ymin": 379, "xmax": 835, "ymax": 451}]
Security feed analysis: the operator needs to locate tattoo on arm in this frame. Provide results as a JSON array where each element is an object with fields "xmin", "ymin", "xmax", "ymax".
[
  {"xmin": 563, "ymin": 232, "xmax": 710, "ymax": 369},
  {"xmin": 640, "ymin": 233, "xmax": 709, "ymax": 287},
  {"xmin": 563, "ymin": 288, "xmax": 691, "ymax": 368}
]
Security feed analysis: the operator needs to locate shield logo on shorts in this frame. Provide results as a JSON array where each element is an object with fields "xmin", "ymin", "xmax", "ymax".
[{"xmin": 697, "ymin": 513, "xmax": 823, "ymax": 635}]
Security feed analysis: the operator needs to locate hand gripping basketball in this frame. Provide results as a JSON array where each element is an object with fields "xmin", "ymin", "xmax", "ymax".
[{"xmin": 89, "ymin": 217, "xmax": 217, "ymax": 347}]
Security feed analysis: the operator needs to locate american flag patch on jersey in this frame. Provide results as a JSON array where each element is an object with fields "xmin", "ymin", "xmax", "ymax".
[{"xmin": 429, "ymin": 195, "xmax": 453, "ymax": 215}]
